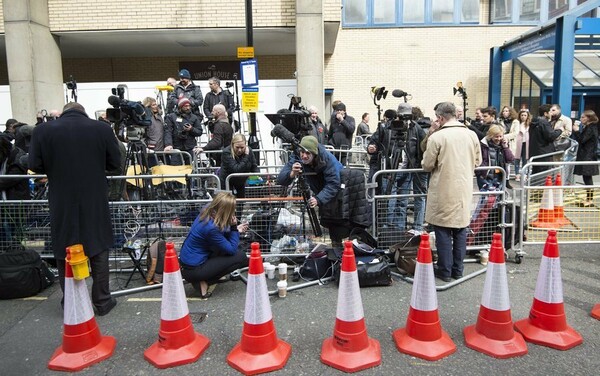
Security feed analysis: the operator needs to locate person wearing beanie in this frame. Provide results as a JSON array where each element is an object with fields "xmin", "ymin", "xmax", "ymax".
[
  {"xmin": 278, "ymin": 135, "xmax": 355, "ymax": 246},
  {"xmin": 164, "ymin": 92, "xmax": 204, "ymax": 164},
  {"xmin": 328, "ymin": 101, "xmax": 355, "ymax": 165},
  {"xmin": 167, "ymin": 68, "xmax": 203, "ymax": 117}
]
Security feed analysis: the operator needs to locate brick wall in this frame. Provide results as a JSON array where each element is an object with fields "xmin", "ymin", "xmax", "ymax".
[
  {"xmin": 45, "ymin": 0, "xmax": 296, "ymax": 30},
  {"xmin": 324, "ymin": 25, "xmax": 530, "ymax": 122}
]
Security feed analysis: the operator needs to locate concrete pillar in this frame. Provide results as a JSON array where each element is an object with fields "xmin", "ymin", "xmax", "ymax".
[
  {"xmin": 296, "ymin": 0, "xmax": 324, "ymax": 115},
  {"xmin": 3, "ymin": 0, "xmax": 64, "ymax": 124}
]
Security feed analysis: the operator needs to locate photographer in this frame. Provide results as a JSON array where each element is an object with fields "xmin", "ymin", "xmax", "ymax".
[
  {"xmin": 194, "ymin": 104, "xmax": 233, "ymax": 167},
  {"xmin": 203, "ymin": 77, "xmax": 235, "ymax": 121},
  {"xmin": 366, "ymin": 109, "xmax": 397, "ymax": 194},
  {"xmin": 167, "ymin": 69, "xmax": 203, "ymax": 118},
  {"xmin": 164, "ymin": 97, "xmax": 203, "ymax": 165},
  {"xmin": 277, "ymin": 136, "xmax": 349, "ymax": 246},
  {"xmin": 387, "ymin": 103, "xmax": 428, "ymax": 233},
  {"xmin": 328, "ymin": 102, "xmax": 355, "ymax": 165},
  {"xmin": 142, "ymin": 97, "xmax": 164, "ymax": 152}
]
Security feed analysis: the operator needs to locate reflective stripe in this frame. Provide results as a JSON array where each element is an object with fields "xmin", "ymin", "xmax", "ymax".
[
  {"xmin": 481, "ymin": 261, "xmax": 510, "ymax": 311},
  {"xmin": 534, "ymin": 256, "xmax": 564, "ymax": 304},
  {"xmin": 410, "ymin": 262, "xmax": 438, "ymax": 312},
  {"xmin": 244, "ymin": 274, "xmax": 272, "ymax": 325},
  {"xmin": 336, "ymin": 270, "xmax": 364, "ymax": 322},
  {"xmin": 160, "ymin": 270, "xmax": 189, "ymax": 321},
  {"xmin": 64, "ymin": 277, "xmax": 94, "ymax": 325}
]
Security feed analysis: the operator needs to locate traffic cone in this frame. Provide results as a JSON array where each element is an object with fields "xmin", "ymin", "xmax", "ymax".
[
  {"xmin": 48, "ymin": 260, "xmax": 116, "ymax": 371},
  {"xmin": 463, "ymin": 233, "xmax": 528, "ymax": 358},
  {"xmin": 227, "ymin": 242, "xmax": 291, "ymax": 375},
  {"xmin": 144, "ymin": 242, "xmax": 210, "ymax": 368},
  {"xmin": 321, "ymin": 240, "xmax": 381, "ymax": 372},
  {"xmin": 392, "ymin": 232, "xmax": 456, "ymax": 361},
  {"xmin": 591, "ymin": 304, "xmax": 600, "ymax": 320},
  {"xmin": 530, "ymin": 175, "xmax": 556, "ymax": 228},
  {"xmin": 514, "ymin": 230, "xmax": 583, "ymax": 350},
  {"xmin": 552, "ymin": 174, "xmax": 570, "ymax": 226}
]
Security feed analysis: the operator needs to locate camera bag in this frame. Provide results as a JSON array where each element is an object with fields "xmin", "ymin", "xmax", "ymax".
[
  {"xmin": 298, "ymin": 248, "xmax": 335, "ymax": 282},
  {"xmin": 331, "ymin": 242, "xmax": 392, "ymax": 287},
  {"xmin": 0, "ymin": 244, "xmax": 54, "ymax": 299}
]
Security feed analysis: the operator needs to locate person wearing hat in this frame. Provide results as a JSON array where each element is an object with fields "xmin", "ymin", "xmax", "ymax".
[
  {"xmin": 167, "ymin": 69, "xmax": 204, "ymax": 118},
  {"xmin": 327, "ymin": 102, "xmax": 355, "ymax": 165},
  {"xmin": 277, "ymin": 135, "xmax": 353, "ymax": 246},
  {"xmin": 386, "ymin": 102, "xmax": 428, "ymax": 233},
  {"xmin": 366, "ymin": 108, "xmax": 397, "ymax": 194},
  {"xmin": 164, "ymin": 96, "xmax": 204, "ymax": 164}
]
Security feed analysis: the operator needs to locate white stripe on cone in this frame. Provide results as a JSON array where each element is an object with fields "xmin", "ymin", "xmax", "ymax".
[
  {"xmin": 481, "ymin": 262, "xmax": 510, "ymax": 311},
  {"xmin": 411, "ymin": 262, "xmax": 438, "ymax": 312},
  {"xmin": 534, "ymin": 256, "xmax": 563, "ymax": 304},
  {"xmin": 244, "ymin": 274, "xmax": 272, "ymax": 325},
  {"xmin": 161, "ymin": 270, "xmax": 189, "ymax": 321},
  {"xmin": 64, "ymin": 277, "xmax": 94, "ymax": 325},
  {"xmin": 553, "ymin": 186, "xmax": 563, "ymax": 207},
  {"xmin": 540, "ymin": 189, "xmax": 554, "ymax": 209},
  {"xmin": 336, "ymin": 270, "xmax": 364, "ymax": 322}
]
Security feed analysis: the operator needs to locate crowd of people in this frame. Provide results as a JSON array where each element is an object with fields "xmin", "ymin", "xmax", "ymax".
[{"xmin": 1, "ymin": 69, "xmax": 599, "ymax": 309}]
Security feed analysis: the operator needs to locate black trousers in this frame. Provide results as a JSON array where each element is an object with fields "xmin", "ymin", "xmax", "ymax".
[
  {"xmin": 57, "ymin": 249, "xmax": 113, "ymax": 311},
  {"xmin": 181, "ymin": 249, "xmax": 248, "ymax": 285}
]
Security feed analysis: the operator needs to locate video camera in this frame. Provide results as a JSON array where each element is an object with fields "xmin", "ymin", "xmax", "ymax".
[
  {"xmin": 266, "ymin": 95, "xmax": 312, "ymax": 140},
  {"xmin": 106, "ymin": 86, "xmax": 151, "ymax": 142}
]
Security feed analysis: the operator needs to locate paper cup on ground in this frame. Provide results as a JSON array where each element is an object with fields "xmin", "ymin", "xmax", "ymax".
[
  {"xmin": 278, "ymin": 263, "xmax": 288, "ymax": 281},
  {"xmin": 277, "ymin": 280, "xmax": 288, "ymax": 298},
  {"xmin": 479, "ymin": 250, "xmax": 489, "ymax": 265},
  {"xmin": 266, "ymin": 264, "xmax": 276, "ymax": 279}
]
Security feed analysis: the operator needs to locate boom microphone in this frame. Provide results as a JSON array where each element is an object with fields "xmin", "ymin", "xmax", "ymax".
[
  {"xmin": 270, "ymin": 124, "xmax": 307, "ymax": 152},
  {"xmin": 392, "ymin": 89, "xmax": 409, "ymax": 98},
  {"xmin": 271, "ymin": 124, "xmax": 297, "ymax": 144}
]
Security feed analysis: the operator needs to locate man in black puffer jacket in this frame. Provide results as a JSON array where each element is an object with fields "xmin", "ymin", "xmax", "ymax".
[{"xmin": 529, "ymin": 104, "xmax": 561, "ymax": 175}]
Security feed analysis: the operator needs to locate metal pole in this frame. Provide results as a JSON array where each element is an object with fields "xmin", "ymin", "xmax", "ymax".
[{"xmin": 245, "ymin": 0, "xmax": 260, "ymax": 162}]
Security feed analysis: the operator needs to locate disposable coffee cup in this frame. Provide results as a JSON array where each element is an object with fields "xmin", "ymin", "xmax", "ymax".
[
  {"xmin": 480, "ymin": 251, "xmax": 489, "ymax": 265},
  {"xmin": 277, "ymin": 280, "xmax": 288, "ymax": 298},
  {"xmin": 266, "ymin": 264, "xmax": 276, "ymax": 279},
  {"xmin": 278, "ymin": 263, "xmax": 288, "ymax": 281}
]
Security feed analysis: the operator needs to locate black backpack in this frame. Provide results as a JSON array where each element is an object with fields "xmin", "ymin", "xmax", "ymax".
[{"xmin": 0, "ymin": 244, "xmax": 55, "ymax": 299}]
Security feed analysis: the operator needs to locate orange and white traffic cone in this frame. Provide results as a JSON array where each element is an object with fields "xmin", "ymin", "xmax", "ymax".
[
  {"xmin": 48, "ymin": 259, "xmax": 116, "ymax": 371},
  {"xmin": 144, "ymin": 242, "xmax": 210, "ymax": 368},
  {"xmin": 591, "ymin": 304, "xmax": 600, "ymax": 320},
  {"xmin": 463, "ymin": 233, "xmax": 528, "ymax": 358},
  {"xmin": 321, "ymin": 241, "xmax": 381, "ymax": 372},
  {"xmin": 530, "ymin": 176, "xmax": 556, "ymax": 228},
  {"xmin": 392, "ymin": 232, "xmax": 456, "ymax": 361},
  {"xmin": 514, "ymin": 230, "xmax": 583, "ymax": 350},
  {"xmin": 227, "ymin": 242, "xmax": 291, "ymax": 375},
  {"xmin": 553, "ymin": 174, "xmax": 570, "ymax": 226}
]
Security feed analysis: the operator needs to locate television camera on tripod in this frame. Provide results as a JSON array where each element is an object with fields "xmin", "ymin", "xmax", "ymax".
[
  {"xmin": 105, "ymin": 85, "xmax": 153, "ymax": 199},
  {"xmin": 267, "ymin": 111, "xmax": 322, "ymax": 238}
]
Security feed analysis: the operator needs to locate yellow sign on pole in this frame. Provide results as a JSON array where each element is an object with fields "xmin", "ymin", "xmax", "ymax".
[
  {"xmin": 237, "ymin": 47, "xmax": 255, "ymax": 59},
  {"xmin": 242, "ymin": 89, "xmax": 259, "ymax": 113}
]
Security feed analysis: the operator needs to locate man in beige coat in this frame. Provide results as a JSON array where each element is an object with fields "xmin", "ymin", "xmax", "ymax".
[{"xmin": 422, "ymin": 102, "xmax": 481, "ymax": 282}]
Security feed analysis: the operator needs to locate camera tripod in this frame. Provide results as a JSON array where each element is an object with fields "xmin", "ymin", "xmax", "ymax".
[{"xmin": 124, "ymin": 140, "xmax": 154, "ymax": 200}]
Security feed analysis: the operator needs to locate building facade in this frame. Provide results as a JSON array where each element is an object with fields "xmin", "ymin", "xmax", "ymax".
[{"xmin": 0, "ymin": 1, "xmax": 594, "ymax": 126}]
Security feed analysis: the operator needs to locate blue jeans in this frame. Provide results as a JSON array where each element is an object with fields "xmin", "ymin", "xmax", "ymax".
[
  {"xmin": 433, "ymin": 225, "xmax": 467, "ymax": 278},
  {"xmin": 388, "ymin": 172, "xmax": 428, "ymax": 231}
]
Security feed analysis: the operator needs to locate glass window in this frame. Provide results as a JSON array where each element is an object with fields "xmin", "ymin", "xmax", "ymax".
[
  {"xmin": 492, "ymin": 0, "xmax": 512, "ymax": 22},
  {"xmin": 374, "ymin": 0, "xmax": 396, "ymax": 24},
  {"xmin": 461, "ymin": 0, "xmax": 480, "ymax": 22},
  {"xmin": 520, "ymin": 0, "xmax": 540, "ymax": 21},
  {"xmin": 432, "ymin": 0, "xmax": 454, "ymax": 23},
  {"xmin": 345, "ymin": 0, "xmax": 367, "ymax": 24},
  {"xmin": 549, "ymin": 0, "xmax": 569, "ymax": 20},
  {"xmin": 404, "ymin": 0, "xmax": 425, "ymax": 23}
]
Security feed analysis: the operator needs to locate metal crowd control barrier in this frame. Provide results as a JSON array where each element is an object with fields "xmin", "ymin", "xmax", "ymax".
[
  {"xmin": 518, "ymin": 160, "xmax": 600, "ymax": 247},
  {"xmin": 224, "ymin": 172, "xmax": 329, "ymax": 254},
  {"xmin": 324, "ymin": 145, "xmax": 370, "ymax": 171}
]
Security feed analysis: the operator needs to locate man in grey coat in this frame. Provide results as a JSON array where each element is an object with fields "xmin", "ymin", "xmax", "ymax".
[
  {"xmin": 422, "ymin": 102, "xmax": 481, "ymax": 282},
  {"xmin": 29, "ymin": 102, "xmax": 122, "ymax": 315}
]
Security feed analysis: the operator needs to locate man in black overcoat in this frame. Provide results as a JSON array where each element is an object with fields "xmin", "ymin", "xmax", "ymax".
[{"xmin": 28, "ymin": 102, "xmax": 121, "ymax": 315}]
